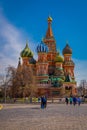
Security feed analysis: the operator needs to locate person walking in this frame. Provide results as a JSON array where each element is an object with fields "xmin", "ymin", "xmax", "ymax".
[
  {"xmin": 69, "ymin": 96, "xmax": 73, "ymax": 105},
  {"xmin": 65, "ymin": 97, "xmax": 69, "ymax": 105},
  {"xmin": 41, "ymin": 96, "xmax": 46, "ymax": 109},
  {"xmin": 44, "ymin": 96, "xmax": 47, "ymax": 108},
  {"xmin": 73, "ymin": 96, "xmax": 77, "ymax": 106},
  {"xmin": 41, "ymin": 96, "xmax": 44, "ymax": 109},
  {"xmin": 77, "ymin": 97, "xmax": 81, "ymax": 106}
]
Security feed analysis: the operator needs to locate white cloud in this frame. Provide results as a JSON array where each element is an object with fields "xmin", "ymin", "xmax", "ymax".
[
  {"xmin": 0, "ymin": 10, "xmax": 37, "ymax": 75},
  {"xmin": 74, "ymin": 59, "xmax": 87, "ymax": 86},
  {"xmin": 0, "ymin": 13, "xmax": 24, "ymax": 74}
]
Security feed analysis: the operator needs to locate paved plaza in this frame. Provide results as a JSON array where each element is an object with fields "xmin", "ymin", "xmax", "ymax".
[{"xmin": 0, "ymin": 103, "xmax": 87, "ymax": 130}]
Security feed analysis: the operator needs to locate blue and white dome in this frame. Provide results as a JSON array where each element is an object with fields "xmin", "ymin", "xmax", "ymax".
[{"xmin": 37, "ymin": 41, "xmax": 48, "ymax": 53}]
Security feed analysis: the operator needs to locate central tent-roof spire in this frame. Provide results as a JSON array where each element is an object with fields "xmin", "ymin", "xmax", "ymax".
[
  {"xmin": 46, "ymin": 16, "xmax": 53, "ymax": 38},
  {"xmin": 43, "ymin": 16, "xmax": 56, "ymax": 52}
]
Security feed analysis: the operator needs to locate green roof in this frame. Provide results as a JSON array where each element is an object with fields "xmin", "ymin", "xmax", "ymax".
[
  {"xmin": 38, "ymin": 74, "xmax": 49, "ymax": 76},
  {"xmin": 65, "ymin": 75, "xmax": 72, "ymax": 82},
  {"xmin": 51, "ymin": 77, "xmax": 63, "ymax": 82},
  {"xmin": 40, "ymin": 79, "xmax": 49, "ymax": 82}
]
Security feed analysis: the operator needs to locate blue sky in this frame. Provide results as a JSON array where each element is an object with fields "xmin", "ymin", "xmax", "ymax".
[{"xmin": 0, "ymin": 0, "xmax": 87, "ymax": 85}]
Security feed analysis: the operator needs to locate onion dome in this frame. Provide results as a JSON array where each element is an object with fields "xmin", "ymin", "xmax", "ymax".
[
  {"xmin": 20, "ymin": 41, "xmax": 33, "ymax": 57},
  {"xmin": 55, "ymin": 51, "xmax": 64, "ymax": 62},
  {"xmin": 62, "ymin": 43, "xmax": 72, "ymax": 55},
  {"xmin": 37, "ymin": 40, "xmax": 48, "ymax": 53}
]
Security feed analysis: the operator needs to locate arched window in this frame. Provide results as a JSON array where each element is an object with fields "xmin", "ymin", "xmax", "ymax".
[
  {"xmin": 65, "ymin": 86, "xmax": 72, "ymax": 90},
  {"xmin": 65, "ymin": 86, "xmax": 69, "ymax": 90}
]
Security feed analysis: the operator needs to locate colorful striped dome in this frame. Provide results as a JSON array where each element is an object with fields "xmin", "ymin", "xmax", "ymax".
[
  {"xmin": 20, "ymin": 42, "xmax": 33, "ymax": 57},
  {"xmin": 37, "ymin": 40, "xmax": 48, "ymax": 53}
]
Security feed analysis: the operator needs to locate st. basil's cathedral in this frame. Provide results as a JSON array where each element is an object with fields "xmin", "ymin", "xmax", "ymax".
[{"xmin": 19, "ymin": 16, "xmax": 77, "ymax": 97}]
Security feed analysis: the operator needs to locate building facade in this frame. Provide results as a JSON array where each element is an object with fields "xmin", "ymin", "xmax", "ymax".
[{"xmin": 19, "ymin": 16, "xmax": 77, "ymax": 97}]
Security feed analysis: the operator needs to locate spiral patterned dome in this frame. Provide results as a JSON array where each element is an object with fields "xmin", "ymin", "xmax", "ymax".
[
  {"xmin": 37, "ymin": 41, "xmax": 48, "ymax": 53},
  {"xmin": 20, "ymin": 42, "xmax": 33, "ymax": 57},
  {"xmin": 62, "ymin": 44, "xmax": 72, "ymax": 55}
]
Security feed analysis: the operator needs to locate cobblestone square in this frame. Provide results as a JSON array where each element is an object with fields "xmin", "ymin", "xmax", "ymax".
[{"xmin": 0, "ymin": 103, "xmax": 87, "ymax": 130}]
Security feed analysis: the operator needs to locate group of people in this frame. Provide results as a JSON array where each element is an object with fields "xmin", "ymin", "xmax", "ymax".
[
  {"xmin": 41, "ymin": 96, "xmax": 47, "ymax": 109},
  {"xmin": 40, "ymin": 95, "xmax": 82, "ymax": 108},
  {"xmin": 65, "ymin": 96, "xmax": 81, "ymax": 106}
]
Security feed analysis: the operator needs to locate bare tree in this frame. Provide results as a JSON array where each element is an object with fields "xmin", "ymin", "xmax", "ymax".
[
  {"xmin": 0, "ymin": 73, "xmax": 10, "ymax": 103},
  {"xmin": 0, "ymin": 75, "xmax": 4, "ymax": 98},
  {"xmin": 6, "ymin": 65, "xmax": 37, "ymax": 98}
]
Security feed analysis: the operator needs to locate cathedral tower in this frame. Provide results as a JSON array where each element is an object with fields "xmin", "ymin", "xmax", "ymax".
[
  {"xmin": 62, "ymin": 42, "xmax": 75, "ymax": 80},
  {"xmin": 43, "ymin": 16, "xmax": 57, "ymax": 75},
  {"xmin": 62, "ymin": 42, "xmax": 77, "ymax": 95},
  {"xmin": 36, "ymin": 41, "xmax": 49, "ymax": 83},
  {"xmin": 20, "ymin": 41, "xmax": 33, "ymax": 66},
  {"xmin": 43, "ymin": 16, "xmax": 56, "ymax": 52}
]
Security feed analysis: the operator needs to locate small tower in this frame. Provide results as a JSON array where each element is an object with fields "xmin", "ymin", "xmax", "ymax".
[
  {"xmin": 20, "ymin": 40, "xmax": 33, "ymax": 66},
  {"xmin": 62, "ymin": 42, "xmax": 74, "ymax": 79},
  {"xmin": 17, "ymin": 57, "xmax": 22, "ymax": 75},
  {"xmin": 62, "ymin": 42, "xmax": 77, "ymax": 96},
  {"xmin": 36, "ymin": 40, "xmax": 49, "ymax": 83},
  {"xmin": 17, "ymin": 57, "xmax": 21, "ymax": 69}
]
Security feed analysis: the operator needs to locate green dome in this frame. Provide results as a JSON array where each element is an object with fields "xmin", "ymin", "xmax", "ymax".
[
  {"xmin": 20, "ymin": 42, "xmax": 33, "ymax": 57},
  {"xmin": 55, "ymin": 51, "xmax": 64, "ymax": 62}
]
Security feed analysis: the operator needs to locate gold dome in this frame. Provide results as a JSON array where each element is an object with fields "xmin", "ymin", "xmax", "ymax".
[
  {"xmin": 48, "ymin": 16, "xmax": 53, "ymax": 22},
  {"xmin": 55, "ymin": 51, "xmax": 64, "ymax": 62}
]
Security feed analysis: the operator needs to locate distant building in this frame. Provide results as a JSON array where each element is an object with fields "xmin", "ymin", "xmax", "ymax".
[{"xmin": 18, "ymin": 16, "xmax": 77, "ymax": 97}]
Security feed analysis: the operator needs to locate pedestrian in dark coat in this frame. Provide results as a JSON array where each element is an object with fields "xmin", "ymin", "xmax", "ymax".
[
  {"xmin": 77, "ymin": 97, "xmax": 81, "ymax": 106},
  {"xmin": 65, "ymin": 97, "xmax": 69, "ymax": 105},
  {"xmin": 41, "ymin": 96, "xmax": 46, "ymax": 109},
  {"xmin": 69, "ymin": 97, "xmax": 73, "ymax": 105},
  {"xmin": 73, "ymin": 96, "xmax": 77, "ymax": 106},
  {"xmin": 44, "ymin": 96, "xmax": 47, "ymax": 108}
]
